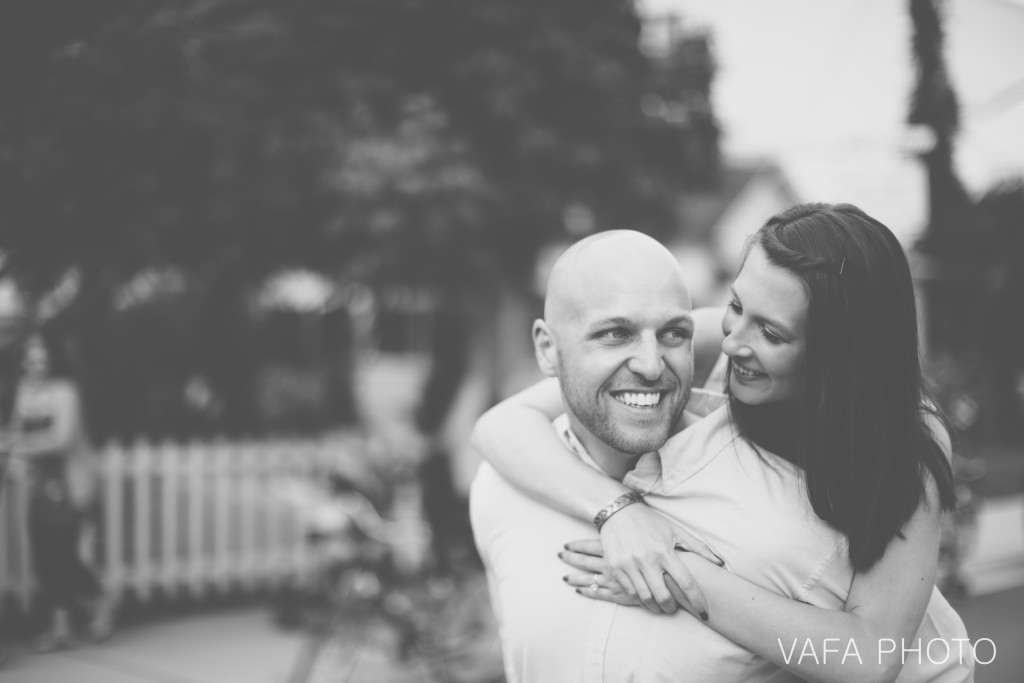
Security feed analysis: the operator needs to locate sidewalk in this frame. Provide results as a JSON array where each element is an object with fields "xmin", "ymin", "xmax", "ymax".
[
  {"xmin": 4, "ymin": 589, "xmax": 1022, "ymax": 683},
  {"xmin": 0, "ymin": 606, "xmax": 307, "ymax": 683},
  {"xmin": 959, "ymin": 493, "xmax": 1024, "ymax": 596},
  {"xmin": 954, "ymin": 585, "xmax": 1024, "ymax": 683}
]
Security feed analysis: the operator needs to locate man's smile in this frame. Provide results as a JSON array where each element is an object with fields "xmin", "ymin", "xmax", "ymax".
[{"xmin": 610, "ymin": 390, "xmax": 664, "ymax": 408}]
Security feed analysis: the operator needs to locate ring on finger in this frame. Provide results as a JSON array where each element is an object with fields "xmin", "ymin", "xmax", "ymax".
[{"xmin": 589, "ymin": 574, "xmax": 601, "ymax": 591}]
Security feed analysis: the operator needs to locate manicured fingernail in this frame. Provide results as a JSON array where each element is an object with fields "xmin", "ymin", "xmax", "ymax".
[
  {"xmin": 557, "ymin": 551, "xmax": 564, "ymax": 559},
  {"xmin": 563, "ymin": 544, "xmax": 570, "ymax": 550},
  {"xmin": 562, "ymin": 575, "xmax": 569, "ymax": 582},
  {"xmin": 575, "ymin": 589, "xmax": 582, "ymax": 595},
  {"xmin": 700, "ymin": 610, "xmax": 709, "ymax": 622}
]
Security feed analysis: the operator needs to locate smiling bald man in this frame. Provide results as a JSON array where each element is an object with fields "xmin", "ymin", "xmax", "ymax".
[{"xmin": 533, "ymin": 231, "xmax": 695, "ymax": 481}]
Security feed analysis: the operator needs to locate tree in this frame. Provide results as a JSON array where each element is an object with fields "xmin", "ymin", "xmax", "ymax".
[
  {"xmin": 907, "ymin": 0, "xmax": 979, "ymax": 351},
  {"xmin": 908, "ymin": 0, "xmax": 1024, "ymax": 439},
  {"xmin": 0, "ymin": 0, "xmax": 719, "ymax": 436}
]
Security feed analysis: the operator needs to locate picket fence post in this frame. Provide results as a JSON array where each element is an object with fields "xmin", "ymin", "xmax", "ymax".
[
  {"xmin": 104, "ymin": 443, "xmax": 126, "ymax": 599},
  {"xmin": 133, "ymin": 441, "xmax": 153, "ymax": 600},
  {"xmin": 159, "ymin": 440, "xmax": 178, "ymax": 595},
  {"xmin": 2, "ymin": 434, "xmax": 368, "ymax": 609}
]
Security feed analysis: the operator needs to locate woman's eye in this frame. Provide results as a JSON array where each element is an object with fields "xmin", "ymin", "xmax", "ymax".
[
  {"xmin": 727, "ymin": 299, "xmax": 741, "ymax": 313},
  {"xmin": 761, "ymin": 327, "xmax": 784, "ymax": 344}
]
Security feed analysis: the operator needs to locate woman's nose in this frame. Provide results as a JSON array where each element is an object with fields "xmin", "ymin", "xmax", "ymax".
[{"xmin": 721, "ymin": 327, "xmax": 749, "ymax": 358}]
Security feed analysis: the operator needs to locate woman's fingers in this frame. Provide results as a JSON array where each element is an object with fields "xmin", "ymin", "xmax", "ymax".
[
  {"xmin": 624, "ymin": 565, "xmax": 676, "ymax": 614},
  {"xmin": 564, "ymin": 539, "xmax": 603, "ymax": 557},
  {"xmin": 672, "ymin": 528, "xmax": 724, "ymax": 566},
  {"xmin": 558, "ymin": 549, "xmax": 610, "ymax": 573},
  {"xmin": 562, "ymin": 517, "xmax": 720, "ymax": 615},
  {"xmin": 563, "ymin": 572, "xmax": 627, "ymax": 595},
  {"xmin": 560, "ymin": 551, "xmax": 708, "ymax": 619},
  {"xmin": 662, "ymin": 557, "xmax": 709, "ymax": 621},
  {"xmin": 574, "ymin": 583, "xmax": 638, "ymax": 606},
  {"xmin": 563, "ymin": 542, "xmax": 677, "ymax": 613}
]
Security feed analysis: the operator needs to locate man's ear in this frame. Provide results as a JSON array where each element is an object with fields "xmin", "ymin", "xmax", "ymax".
[{"xmin": 532, "ymin": 319, "xmax": 558, "ymax": 377}]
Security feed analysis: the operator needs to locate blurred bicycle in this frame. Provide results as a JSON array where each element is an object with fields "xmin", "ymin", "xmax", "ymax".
[{"xmin": 274, "ymin": 468, "xmax": 503, "ymax": 683}]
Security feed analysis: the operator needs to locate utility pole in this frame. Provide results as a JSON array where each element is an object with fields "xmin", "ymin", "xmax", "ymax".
[{"xmin": 907, "ymin": 0, "xmax": 976, "ymax": 354}]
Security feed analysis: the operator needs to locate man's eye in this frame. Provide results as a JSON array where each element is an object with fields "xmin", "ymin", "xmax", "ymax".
[
  {"xmin": 727, "ymin": 299, "xmax": 741, "ymax": 313},
  {"xmin": 661, "ymin": 328, "xmax": 692, "ymax": 342},
  {"xmin": 598, "ymin": 329, "xmax": 629, "ymax": 341}
]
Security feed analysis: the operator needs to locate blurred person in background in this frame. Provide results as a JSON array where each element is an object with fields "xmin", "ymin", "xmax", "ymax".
[
  {"xmin": 474, "ymin": 205, "xmax": 973, "ymax": 682},
  {"xmin": 9, "ymin": 332, "xmax": 114, "ymax": 651},
  {"xmin": 414, "ymin": 296, "xmax": 475, "ymax": 574}
]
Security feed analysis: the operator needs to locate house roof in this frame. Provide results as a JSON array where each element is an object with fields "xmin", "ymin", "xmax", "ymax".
[{"xmin": 672, "ymin": 160, "xmax": 798, "ymax": 243}]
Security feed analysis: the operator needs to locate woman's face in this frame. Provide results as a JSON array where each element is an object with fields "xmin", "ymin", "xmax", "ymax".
[{"xmin": 721, "ymin": 242, "xmax": 808, "ymax": 405}]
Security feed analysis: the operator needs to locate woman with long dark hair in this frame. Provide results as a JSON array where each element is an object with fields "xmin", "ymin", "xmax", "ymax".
[{"xmin": 472, "ymin": 203, "xmax": 971, "ymax": 681}]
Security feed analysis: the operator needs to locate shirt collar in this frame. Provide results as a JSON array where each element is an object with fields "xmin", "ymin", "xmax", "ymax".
[
  {"xmin": 554, "ymin": 387, "xmax": 729, "ymax": 489},
  {"xmin": 625, "ymin": 387, "xmax": 729, "ymax": 490},
  {"xmin": 552, "ymin": 414, "xmax": 605, "ymax": 472}
]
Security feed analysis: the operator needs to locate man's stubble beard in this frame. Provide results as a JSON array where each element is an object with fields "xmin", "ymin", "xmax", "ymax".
[{"xmin": 559, "ymin": 371, "xmax": 685, "ymax": 457}]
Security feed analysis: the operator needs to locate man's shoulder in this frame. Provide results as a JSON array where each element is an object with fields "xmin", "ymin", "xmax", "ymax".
[
  {"xmin": 656, "ymin": 403, "xmax": 737, "ymax": 486},
  {"xmin": 469, "ymin": 461, "xmax": 527, "ymax": 534},
  {"xmin": 469, "ymin": 461, "xmax": 507, "ymax": 496},
  {"xmin": 686, "ymin": 387, "xmax": 728, "ymax": 419},
  {"xmin": 674, "ymin": 402, "xmax": 733, "ymax": 444}
]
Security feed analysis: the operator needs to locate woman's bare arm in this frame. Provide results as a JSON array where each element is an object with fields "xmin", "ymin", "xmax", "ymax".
[
  {"xmin": 564, "ymin": 488, "xmax": 946, "ymax": 682},
  {"xmin": 470, "ymin": 377, "xmax": 634, "ymax": 521},
  {"xmin": 562, "ymin": 428, "xmax": 957, "ymax": 683}
]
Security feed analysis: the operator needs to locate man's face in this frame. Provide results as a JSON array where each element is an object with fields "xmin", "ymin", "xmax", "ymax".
[{"xmin": 551, "ymin": 271, "xmax": 694, "ymax": 457}]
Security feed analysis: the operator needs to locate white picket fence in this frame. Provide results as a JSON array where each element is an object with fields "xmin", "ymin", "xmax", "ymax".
[{"xmin": 0, "ymin": 434, "xmax": 373, "ymax": 612}]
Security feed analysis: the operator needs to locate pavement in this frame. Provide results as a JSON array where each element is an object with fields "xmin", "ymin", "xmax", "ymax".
[
  {"xmin": 954, "ymin": 586, "xmax": 1024, "ymax": 683},
  {"xmin": 0, "ymin": 606, "xmax": 308, "ymax": 683},
  {"xmin": 2, "ymin": 494, "xmax": 1022, "ymax": 683}
]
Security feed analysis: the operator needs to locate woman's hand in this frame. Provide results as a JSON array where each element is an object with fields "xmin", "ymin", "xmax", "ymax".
[
  {"xmin": 558, "ymin": 548, "xmax": 639, "ymax": 607},
  {"xmin": 594, "ymin": 503, "xmax": 720, "ymax": 615},
  {"xmin": 563, "ymin": 514, "xmax": 716, "ymax": 621}
]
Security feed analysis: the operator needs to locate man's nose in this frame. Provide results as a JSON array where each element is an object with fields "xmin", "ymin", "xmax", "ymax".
[{"xmin": 627, "ymin": 338, "xmax": 665, "ymax": 380}]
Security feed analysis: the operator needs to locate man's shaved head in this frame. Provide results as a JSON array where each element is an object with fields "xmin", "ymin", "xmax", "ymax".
[
  {"xmin": 533, "ymin": 230, "xmax": 694, "ymax": 471},
  {"xmin": 544, "ymin": 231, "xmax": 690, "ymax": 329}
]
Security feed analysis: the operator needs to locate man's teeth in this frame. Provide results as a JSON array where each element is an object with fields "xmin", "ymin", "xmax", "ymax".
[{"xmin": 615, "ymin": 392, "xmax": 662, "ymax": 407}]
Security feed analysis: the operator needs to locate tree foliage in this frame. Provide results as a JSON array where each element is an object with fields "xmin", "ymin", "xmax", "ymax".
[
  {"xmin": 0, "ymin": 0, "xmax": 718, "ymax": 437},
  {"xmin": 908, "ymin": 0, "xmax": 1024, "ymax": 439},
  {"xmin": 2, "ymin": 0, "xmax": 712, "ymax": 283}
]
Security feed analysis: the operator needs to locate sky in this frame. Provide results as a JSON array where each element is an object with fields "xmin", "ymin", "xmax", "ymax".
[{"xmin": 639, "ymin": 0, "xmax": 1024, "ymax": 243}]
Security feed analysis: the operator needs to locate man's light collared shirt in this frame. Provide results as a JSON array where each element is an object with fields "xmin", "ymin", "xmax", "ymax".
[{"xmin": 470, "ymin": 393, "xmax": 785, "ymax": 682}]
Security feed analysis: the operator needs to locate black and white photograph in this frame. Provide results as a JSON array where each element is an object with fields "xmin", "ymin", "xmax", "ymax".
[{"xmin": 1, "ymin": 0, "xmax": 1022, "ymax": 681}]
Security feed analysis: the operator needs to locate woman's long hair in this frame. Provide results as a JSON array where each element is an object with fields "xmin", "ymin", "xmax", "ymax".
[{"xmin": 730, "ymin": 203, "xmax": 956, "ymax": 572}]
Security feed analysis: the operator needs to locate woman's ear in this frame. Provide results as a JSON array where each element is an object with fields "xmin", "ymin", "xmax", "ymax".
[{"xmin": 532, "ymin": 319, "xmax": 559, "ymax": 377}]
